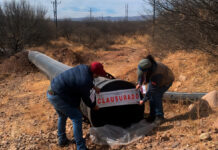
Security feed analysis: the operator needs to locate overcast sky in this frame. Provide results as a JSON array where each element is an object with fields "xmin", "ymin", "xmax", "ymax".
[{"xmin": 0, "ymin": 0, "xmax": 152, "ymax": 19}]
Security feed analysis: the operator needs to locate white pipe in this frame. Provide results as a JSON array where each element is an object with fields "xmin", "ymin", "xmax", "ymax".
[
  {"xmin": 28, "ymin": 51, "xmax": 207, "ymax": 101},
  {"xmin": 28, "ymin": 50, "xmax": 71, "ymax": 80},
  {"xmin": 164, "ymin": 92, "xmax": 206, "ymax": 101}
]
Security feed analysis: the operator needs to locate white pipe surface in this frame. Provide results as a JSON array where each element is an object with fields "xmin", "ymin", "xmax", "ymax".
[
  {"xmin": 164, "ymin": 92, "xmax": 206, "ymax": 101},
  {"xmin": 28, "ymin": 51, "xmax": 71, "ymax": 80}
]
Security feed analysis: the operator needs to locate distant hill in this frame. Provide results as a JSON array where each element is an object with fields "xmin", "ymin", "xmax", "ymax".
[{"xmin": 60, "ymin": 15, "xmax": 151, "ymax": 22}]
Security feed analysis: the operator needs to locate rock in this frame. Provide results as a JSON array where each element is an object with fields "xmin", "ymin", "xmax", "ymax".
[
  {"xmin": 1, "ymin": 141, "xmax": 9, "ymax": 145},
  {"xmin": 29, "ymin": 137, "xmax": 33, "ymax": 141},
  {"xmin": 40, "ymin": 130, "xmax": 44, "ymax": 134},
  {"xmin": 214, "ymin": 119, "xmax": 218, "ymax": 129},
  {"xmin": 136, "ymin": 143, "xmax": 146, "ymax": 149},
  {"xmin": 192, "ymin": 146, "xmax": 200, "ymax": 150},
  {"xmin": 188, "ymin": 100, "xmax": 212, "ymax": 120},
  {"xmin": 110, "ymin": 145, "xmax": 122, "ymax": 149},
  {"xmin": 199, "ymin": 133, "xmax": 211, "ymax": 141},
  {"xmin": 197, "ymin": 129, "xmax": 204, "ymax": 134},
  {"xmin": 175, "ymin": 121, "xmax": 181, "ymax": 126},
  {"xmin": 201, "ymin": 90, "xmax": 218, "ymax": 108},
  {"xmin": 33, "ymin": 122, "xmax": 37, "ymax": 126},
  {"xmin": 174, "ymin": 81, "xmax": 182, "ymax": 88},
  {"xmin": 160, "ymin": 134, "xmax": 170, "ymax": 142},
  {"xmin": 25, "ymin": 144, "xmax": 39, "ymax": 150},
  {"xmin": 9, "ymin": 144, "xmax": 17, "ymax": 150},
  {"xmin": 174, "ymin": 88, "xmax": 178, "ymax": 92},
  {"xmin": 48, "ymin": 144, "xmax": 56, "ymax": 149},
  {"xmin": 172, "ymin": 141, "xmax": 180, "ymax": 148},
  {"xmin": 17, "ymin": 143, "xmax": 21, "ymax": 148},
  {"xmin": 179, "ymin": 134, "xmax": 185, "ymax": 137},
  {"xmin": 52, "ymin": 131, "xmax": 57, "ymax": 135},
  {"xmin": 214, "ymin": 128, "xmax": 218, "ymax": 134},
  {"xmin": 179, "ymin": 75, "xmax": 187, "ymax": 81},
  {"xmin": 148, "ymin": 139, "xmax": 153, "ymax": 143}
]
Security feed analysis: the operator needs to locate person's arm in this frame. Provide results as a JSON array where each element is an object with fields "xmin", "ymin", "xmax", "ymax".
[
  {"xmin": 81, "ymin": 86, "xmax": 97, "ymax": 109},
  {"xmin": 139, "ymin": 84, "xmax": 156, "ymax": 105},
  {"xmin": 136, "ymin": 72, "xmax": 146, "ymax": 89},
  {"xmin": 81, "ymin": 94, "xmax": 99, "ymax": 110},
  {"xmin": 93, "ymin": 86, "xmax": 100, "ymax": 94},
  {"xmin": 139, "ymin": 74, "xmax": 163, "ymax": 104},
  {"xmin": 137, "ymin": 74, "xmax": 144, "ymax": 86}
]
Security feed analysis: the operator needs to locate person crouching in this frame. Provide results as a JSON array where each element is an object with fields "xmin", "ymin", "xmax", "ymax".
[
  {"xmin": 47, "ymin": 62, "xmax": 110, "ymax": 150},
  {"xmin": 136, "ymin": 55, "xmax": 174, "ymax": 125}
]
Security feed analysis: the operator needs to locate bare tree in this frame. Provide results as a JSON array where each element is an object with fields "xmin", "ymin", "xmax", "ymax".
[
  {"xmin": 0, "ymin": 6, "xmax": 6, "ymax": 55},
  {"xmin": 1, "ymin": 0, "xmax": 55, "ymax": 55},
  {"xmin": 58, "ymin": 19, "xmax": 75, "ymax": 40},
  {"xmin": 145, "ymin": 0, "xmax": 218, "ymax": 56}
]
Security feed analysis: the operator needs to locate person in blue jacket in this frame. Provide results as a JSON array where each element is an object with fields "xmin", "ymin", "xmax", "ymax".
[{"xmin": 47, "ymin": 62, "xmax": 111, "ymax": 150}]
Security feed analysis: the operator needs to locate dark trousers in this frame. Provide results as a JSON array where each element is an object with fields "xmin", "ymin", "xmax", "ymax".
[
  {"xmin": 47, "ymin": 92, "xmax": 87, "ymax": 150},
  {"xmin": 147, "ymin": 82, "xmax": 172, "ymax": 117}
]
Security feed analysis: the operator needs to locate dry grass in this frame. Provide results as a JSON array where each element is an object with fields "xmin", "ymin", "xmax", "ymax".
[
  {"xmin": 0, "ymin": 51, "xmax": 37, "ymax": 74},
  {"xmin": 161, "ymin": 50, "xmax": 218, "ymax": 92}
]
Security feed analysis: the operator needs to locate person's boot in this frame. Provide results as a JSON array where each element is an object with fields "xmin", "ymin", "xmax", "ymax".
[
  {"xmin": 145, "ymin": 115, "xmax": 155, "ymax": 123},
  {"xmin": 58, "ymin": 136, "xmax": 70, "ymax": 147},
  {"xmin": 153, "ymin": 116, "xmax": 165, "ymax": 125}
]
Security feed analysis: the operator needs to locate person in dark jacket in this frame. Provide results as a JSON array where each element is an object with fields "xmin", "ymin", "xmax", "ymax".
[
  {"xmin": 47, "ymin": 62, "xmax": 110, "ymax": 149},
  {"xmin": 136, "ymin": 55, "xmax": 174, "ymax": 125}
]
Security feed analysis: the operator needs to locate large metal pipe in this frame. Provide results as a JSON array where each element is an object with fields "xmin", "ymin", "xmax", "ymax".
[
  {"xmin": 164, "ymin": 92, "xmax": 206, "ymax": 101},
  {"xmin": 28, "ymin": 50, "xmax": 71, "ymax": 80}
]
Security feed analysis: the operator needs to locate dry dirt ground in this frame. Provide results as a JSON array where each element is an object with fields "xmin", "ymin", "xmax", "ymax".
[{"xmin": 0, "ymin": 36, "xmax": 218, "ymax": 150}]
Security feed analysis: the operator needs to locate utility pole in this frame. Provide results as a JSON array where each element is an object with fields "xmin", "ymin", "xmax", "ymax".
[
  {"xmin": 89, "ymin": 8, "xmax": 92, "ymax": 21},
  {"xmin": 125, "ymin": 4, "xmax": 128, "ymax": 21},
  {"xmin": 152, "ymin": 0, "xmax": 156, "ymax": 40},
  {"xmin": 51, "ymin": 0, "xmax": 61, "ymax": 39}
]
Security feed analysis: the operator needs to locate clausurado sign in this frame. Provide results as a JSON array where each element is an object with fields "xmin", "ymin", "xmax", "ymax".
[{"xmin": 95, "ymin": 89, "xmax": 140, "ymax": 108}]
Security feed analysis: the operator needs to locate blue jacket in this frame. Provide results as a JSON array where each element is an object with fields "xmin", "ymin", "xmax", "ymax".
[{"xmin": 51, "ymin": 65, "xmax": 96, "ymax": 108}]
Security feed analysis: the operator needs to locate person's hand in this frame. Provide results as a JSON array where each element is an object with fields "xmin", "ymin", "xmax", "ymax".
[
  {"xmin": 94, "ymin": 86, "xmax": 100, "ymax": 94},
  {"xmin": 106, "ymin": 73, "xmax": 115, "ymax": 79},
  {"xmin": 139, "ymin": 100, "xmax": 144, "ymax": 105},
  {"xmin": 93, "ymin": 105, "xmax": 99, "ymax": 111},
  {"xmin": 136, "ymin": 84, "xmax": 141, "ymax": 90}
]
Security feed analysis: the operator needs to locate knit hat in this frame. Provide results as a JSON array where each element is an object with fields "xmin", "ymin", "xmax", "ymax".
[
  {"xmin": 90, "ymin": 62, "xmax": 107, "ymax": 77},
  {"xmin": 137, "ymin": 59, "xmax": 152, "ymax": 79}
]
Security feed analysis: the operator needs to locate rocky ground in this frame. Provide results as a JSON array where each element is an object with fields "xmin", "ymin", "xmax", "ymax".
[{"xmin": 0, "ymin": 37, "xmax": 217, "ymax": 150}]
